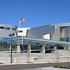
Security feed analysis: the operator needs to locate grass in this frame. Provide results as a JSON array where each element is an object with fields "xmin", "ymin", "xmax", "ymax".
[
  {"xmin": 34, "ymin": 58, "xmax": 40, "ymax": 60},
  {"xmin": 55, "ymin": 66, "xmax": 70, "ymax": 69}
]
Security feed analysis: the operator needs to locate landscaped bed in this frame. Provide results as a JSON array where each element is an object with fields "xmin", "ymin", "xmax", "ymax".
[
  {"xmin": 0, "ymin": 62, "xmax": 3, "ymax": 64},
  {"xmin": 55, "ymin": 66, "xmax": 70, "ymax": 69}
]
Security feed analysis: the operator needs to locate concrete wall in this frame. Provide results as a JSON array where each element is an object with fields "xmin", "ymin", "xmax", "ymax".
[
  {"xmin": 51, "ymin": 23, "xmax": 70, "ymax": 41},
  {"xmin": 43, "ymin": 34, "xmax": 50, "ymax": 39},
  {"xmin": 51, "ymin": 25, "xmax": 60, "ymax": 40},
  {"xmin": 17, "ymin": 28, "xmax": 30, "ymax": 36}
]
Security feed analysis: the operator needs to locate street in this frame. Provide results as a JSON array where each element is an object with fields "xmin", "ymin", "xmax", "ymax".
[{"xmin": 0, "ymin": 62, "xmax": 70, "ymax": 70}]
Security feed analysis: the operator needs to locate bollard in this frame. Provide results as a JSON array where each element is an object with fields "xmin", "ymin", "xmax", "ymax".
[{"xmin": 17, "ymin": 58, "xmax": 19, "ymax": 63}]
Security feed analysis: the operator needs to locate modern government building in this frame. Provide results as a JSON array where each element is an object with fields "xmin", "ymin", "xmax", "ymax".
[
  {"xmin": 0, "ymin": 23, "xmax": 70, "ymax": 53},
  {"xmin": 0, "ymin": 24, "xmax": 17, "ymax": 38}
]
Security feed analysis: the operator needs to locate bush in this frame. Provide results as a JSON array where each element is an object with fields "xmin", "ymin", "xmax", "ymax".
[
  {"xmin": 0, "ymin": 62, "xmax": 4, "ymax": 64},
  {"xmin": 34, "ymin": 58, "xmax": 39, "ymax": 60}
]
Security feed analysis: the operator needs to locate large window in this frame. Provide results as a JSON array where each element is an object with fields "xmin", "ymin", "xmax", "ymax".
[
  {"xmin": 0, "ymin": 26, "xmax": 10, "ymax": 30},
  {"xmin": 5, "ymin": 27, "xmax": 10, "ymax": 30},
  {"xmin": 12, "ymin": 28, "xmax": 16, "ymax": 31},
  {"xmin": 0, "ymin": 27, "xmax": 4, "ymax": 29}
]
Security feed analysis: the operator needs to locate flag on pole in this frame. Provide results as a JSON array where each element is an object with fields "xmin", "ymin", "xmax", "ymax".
[{"xmin": 20, "ymin": 18, "xmax": 26, "ymax": 23}]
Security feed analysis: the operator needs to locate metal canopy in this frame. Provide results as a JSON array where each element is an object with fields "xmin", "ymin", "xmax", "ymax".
[{"xmin": 0, "ymin": 36, "xmax": 70, "ymax": 47}]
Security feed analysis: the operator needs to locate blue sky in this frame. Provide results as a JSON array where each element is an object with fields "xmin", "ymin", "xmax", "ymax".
[{"xmin": 0, "ymin": 0, "xmax": 70, "ymax": 28}]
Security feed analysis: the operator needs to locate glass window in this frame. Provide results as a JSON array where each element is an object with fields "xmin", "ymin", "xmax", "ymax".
[
  {"xmin": 5, "ymin": 27, "xmax": 10, "ymax": 30},
  {"xmin": 0, "ymin": 27, "xmax": 10, "ymax": 30},
  {"xmin": 0, "ymin": 27, "xmax": 4, "ymax": 29},
  {"xmin": 19, "ymin": 31, "xmax": 23, "ymax": 32},
  {"xmin": 12, "ymin": 28, "xmax": 16, "ymax": 31}
]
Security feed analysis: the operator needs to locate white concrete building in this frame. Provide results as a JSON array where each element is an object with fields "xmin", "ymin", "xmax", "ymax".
[{"xmin": 17, "ymin": 28, "xmax": 30, "ymax": 36}]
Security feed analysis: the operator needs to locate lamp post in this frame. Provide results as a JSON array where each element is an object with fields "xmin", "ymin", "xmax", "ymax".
[{"xmin": 9, "ymin": 33, "xmax": 14, "ymax": 63}]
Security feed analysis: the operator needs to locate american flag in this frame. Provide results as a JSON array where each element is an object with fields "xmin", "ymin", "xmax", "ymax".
[{"xmin": 20, "ymin": 18, "xmax": 26, "ymax": 23}]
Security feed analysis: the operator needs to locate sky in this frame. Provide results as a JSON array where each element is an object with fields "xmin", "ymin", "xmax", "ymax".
[{"xmin": 0, "ymin": 0, "xmax": 70, "ymax": 28}]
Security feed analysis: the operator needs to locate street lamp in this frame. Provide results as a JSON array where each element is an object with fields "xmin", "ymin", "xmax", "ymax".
[{"xmin": 9, "ymin": 33, "xmax": 14, "ymax": 63}]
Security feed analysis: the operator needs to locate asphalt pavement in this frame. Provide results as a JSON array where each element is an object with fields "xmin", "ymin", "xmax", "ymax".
[{"xmin": 0, "ymin": 62, "xmax": 70, "ymax": 70}]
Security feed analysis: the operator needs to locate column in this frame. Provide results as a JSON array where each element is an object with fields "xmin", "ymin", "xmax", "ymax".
[
  {"xmin": 64, "ymin": 47, "xmax": 67, "ymax": 50},
  {"xmin": 66, "ymin": 46, "xmax": 70, "ymax": 62},
  {"xmin": 54, "ymin": 45, "xmax": 60, "ymax": 63},
  {"xmin": 9, "ymin": 45, "xmax": 11, "ymax": 51},
  {"xmin": 67, "ymin": 46, "xmax": 70, "ymax": 51},
  {"xmin": 27, "ymin": 43, "xmax": 31, "ymax": 63},
  {"xmin": 53, "ymin": 46, "xmax": 57, "ymax": 52},
  {"xmin": 17, "ymin": 45, "xmax": 21, "ymax": 53},
  {"xmin": 41, "ymin": 45, "xmax": 45, "ymax": 58},
  {"xmin": 41, "ymin": 45, "xmax": 45, "ymax": 54}
]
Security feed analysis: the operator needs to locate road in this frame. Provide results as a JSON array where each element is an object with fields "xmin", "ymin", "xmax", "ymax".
[{"xmin": 0, "ymin": 62, "xmax": 70, "ymax": 70}]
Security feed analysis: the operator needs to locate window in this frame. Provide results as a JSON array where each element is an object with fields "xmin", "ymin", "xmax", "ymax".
[
  {"xmin": 5, "ymin": 27, "xmax": 10, "ymax": 30},
  {"xmin": 19, "ymin": 31, "xmax": 23, "ymax": 32},
  {"xmin": 12, "ymin": 28, "xmax": 16, "ymax": 31},
  {"xmin": 0, "ymin": 26, "xmax": 10, "ymax": 30},
  {"xmin": 0, "ymin": 27, "xmax": 4, "ymax": 29}
]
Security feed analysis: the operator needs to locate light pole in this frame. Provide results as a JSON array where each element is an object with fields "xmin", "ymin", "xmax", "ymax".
[{"xmin": 9, "ymin": 33, "xmax": 14, "ymax": 63}]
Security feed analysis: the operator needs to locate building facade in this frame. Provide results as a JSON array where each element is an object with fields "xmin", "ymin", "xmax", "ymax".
[
  {"xmin": 0, "ymin": 24, "xmax": 17, "ymax": 38},
  {"xmin": 0, "ymin": 23, "xmax": 70, "ymax": 41},
  {"xmin": 27, "ymin": 23, "xmax": 70, "ymax": 42},
  {"xmin": 27, "ymin": 24, "xmax": 55, "ymax": 39},
  {"xmin": 17, "ymin": 28, "xmax": 30, "ymax": 36},
  {"xmin": 0, "ymin": 23, "xmax": 70, "ymax": 52}
]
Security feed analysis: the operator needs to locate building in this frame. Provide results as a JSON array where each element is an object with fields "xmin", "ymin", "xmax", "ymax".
[
  {"xmin": 13, "ymin": 23, "xmax": 70, "ymax": 53},
  {"xmin": 27, "ymin": 24, "xmax": 55, "ymax": 39},
  {"xmin": 0, "ymin": 23, "xmax": 69, "ymax": 42},
  {"xmin": 0, "ymin": 23, "xmax": 70, "ymax": 52},
  {"xmin": 17, "ymin": 28, "xmax": 30, "ymax": 36},
  {"xmin": 27, "ymin": 23, "xmax": 70, "ymax": 42},
  {"xmin": 0, "ymin": 24, "xmax": 17, "ymax": 38}
]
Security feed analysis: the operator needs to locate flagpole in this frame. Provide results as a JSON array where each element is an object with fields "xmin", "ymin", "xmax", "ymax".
[{"xmin": 19, "ymin": 18, "xmax": 20, "ymax": 28}]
